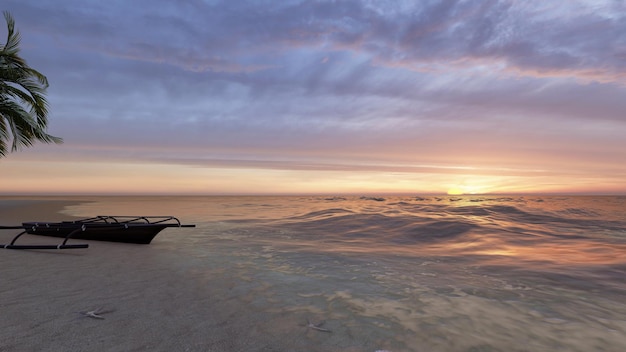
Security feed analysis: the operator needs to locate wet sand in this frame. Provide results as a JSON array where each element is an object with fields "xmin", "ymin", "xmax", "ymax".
[{"xmin": 0, "ymin": 199, "xmax": 319, "ymax": 352}]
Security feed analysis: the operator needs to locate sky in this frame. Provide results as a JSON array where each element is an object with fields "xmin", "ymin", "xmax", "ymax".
[{"xmin": 1, "ymin": 0, "xmax": 625, "ymax": 196}]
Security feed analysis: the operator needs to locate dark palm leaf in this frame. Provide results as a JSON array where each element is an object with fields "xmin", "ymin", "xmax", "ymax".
[{"xmin": 0, "ymin": 10, "xmax": 62, "ymax": 157}]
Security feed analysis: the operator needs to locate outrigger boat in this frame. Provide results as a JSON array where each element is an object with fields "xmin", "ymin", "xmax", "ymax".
[{"xmin": 1, "ymin": 215, "xmax": 195, "ymax": 249}]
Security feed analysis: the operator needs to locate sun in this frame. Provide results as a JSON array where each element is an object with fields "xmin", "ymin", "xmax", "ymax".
[
  {"xmin": 447, "ymin": 183, "xmax": 490, "ymax": 195},
  {"xmin": 447, "ymin": 187, "xmax": 465, "ymax": 195}
]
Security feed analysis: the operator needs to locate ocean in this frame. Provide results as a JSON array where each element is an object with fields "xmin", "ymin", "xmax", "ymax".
[{"xmin": 60, "ymin": 195, "xmax": 625, "ymax": 351}]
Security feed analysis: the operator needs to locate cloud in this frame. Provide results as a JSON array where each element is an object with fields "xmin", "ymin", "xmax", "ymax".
[
  {"xmin": 2, "ymin": 0, "xmax": 624, "ymax": 193},
  {"xmin": 10, "ymin": 0, "xmax": 625, "ymax": 82}
]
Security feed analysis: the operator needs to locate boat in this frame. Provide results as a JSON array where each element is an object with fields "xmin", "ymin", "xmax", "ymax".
[
  {"xmin": 23, "ymin": 215, "xmax": 196, "ymax": 244},
  {"xmin": 1, "ymin": 215, "xmax": 195, "ymax": 249}
]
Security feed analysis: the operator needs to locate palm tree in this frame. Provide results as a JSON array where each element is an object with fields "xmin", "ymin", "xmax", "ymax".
[{"xmin": 0, "ymin": 10, "xmax": 61, "ymax": 158}]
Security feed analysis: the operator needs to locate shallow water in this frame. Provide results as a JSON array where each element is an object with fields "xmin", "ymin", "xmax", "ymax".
[{"xmin": 63, "ymin": 195, "xmax": 626, "ymax": 351}]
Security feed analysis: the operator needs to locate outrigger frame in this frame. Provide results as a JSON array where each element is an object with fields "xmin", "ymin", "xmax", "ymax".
[
  {"xmin": 1, "ymin": 225, "xmax": 89, "ymax": 250},
  {"xmin": 48, "ymin": 215, "xmax": 189, "ymax": 226}
]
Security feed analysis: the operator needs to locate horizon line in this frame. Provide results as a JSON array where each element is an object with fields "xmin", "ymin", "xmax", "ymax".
[{"xmin": 2, "ymin": 191, "xmax": 625, "ymax": 197}]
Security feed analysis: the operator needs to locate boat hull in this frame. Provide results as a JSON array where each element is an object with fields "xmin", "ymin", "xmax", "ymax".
[{"xmin": 23, "ymin": 222, "xmax": 169, "ymax": 244}]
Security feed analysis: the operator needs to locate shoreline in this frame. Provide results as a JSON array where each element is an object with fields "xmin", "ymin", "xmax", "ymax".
[
  {"xmin": 0, "ymin": 197, "xmax": 274, "ymax": 352},
  {"xmin": 0, "ymin": 198, "xmax": 330, "ymax": 352}
]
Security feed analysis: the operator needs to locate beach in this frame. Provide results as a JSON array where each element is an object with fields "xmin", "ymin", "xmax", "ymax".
[
  {"xmin": 0, "ymin": 198, "xmax": 309, "ymax": 352},
  {"xmin": 1, "ymin": 196, "xmax": 625, "ymax": 352}
]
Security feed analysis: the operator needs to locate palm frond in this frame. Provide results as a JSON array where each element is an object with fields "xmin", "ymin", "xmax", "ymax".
[
  {"xmin": 0, "ymin": 114, "xmax": 8, "ymax": 157},
  {"xmin": 0, "ymin": 11, "xmax": 62, "ymax": 157},
  {"xmin": 1, "ymin": 11, "xmax": 21, "ymax": 56}
]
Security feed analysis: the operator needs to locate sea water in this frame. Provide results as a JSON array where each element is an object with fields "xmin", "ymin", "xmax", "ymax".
[{"xmin": 63, "ymin": 195, "xmax": 626, "ymax": 351}]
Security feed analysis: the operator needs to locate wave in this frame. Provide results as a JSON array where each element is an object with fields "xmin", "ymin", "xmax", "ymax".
[
  {"xmin": 211, "ymin": 197, "xmax": 621, "ymax": 269},
  {"xmin": 273, "ymin": 201, "xmax": 620, "ymax": 241}
]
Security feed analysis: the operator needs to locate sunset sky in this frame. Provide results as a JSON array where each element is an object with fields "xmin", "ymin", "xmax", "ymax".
[{"xmin": 1, "ymin": 0, "xmax": 625, "ymax": 195}]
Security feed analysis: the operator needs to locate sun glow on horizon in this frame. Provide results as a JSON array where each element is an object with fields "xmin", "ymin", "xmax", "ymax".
[
  {"xmin": 447, "ymin": 187, "xmax": 465, "ymax": 195},
  {"xmin": 446, "ymin": 182, "xmax": 489, "ymax": 195},
  {"xmin": 2, "ymin": 153, "xmax": 626, "ymax": 196}
]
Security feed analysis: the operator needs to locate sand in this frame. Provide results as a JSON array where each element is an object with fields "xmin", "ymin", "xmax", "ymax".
[{"xmin": 0, "ymin": 199, "xmax": 330, "ymax": 352}]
